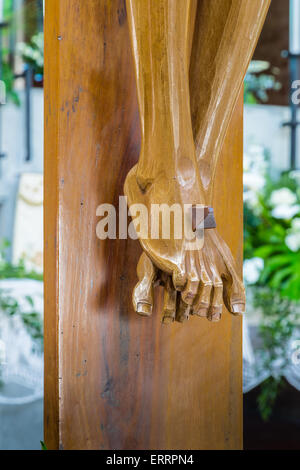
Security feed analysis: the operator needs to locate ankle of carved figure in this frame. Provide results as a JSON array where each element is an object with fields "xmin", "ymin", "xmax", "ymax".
[
  {"xmin": 135, "ymin": 137, "xmax": 174, "ymax": 191},
  {"xmin": 191, "ymin": 161, "xmax": 217, "ymax": 216},
  {"xmin": 196, "ymin": 157, "xmax": 223, "ymax": 208},
  {"xmin": 136, "ymin": 142, "xmax": 200, "ymax": 193},
  {"xmin": 136, "ymin": 128, "xmax": 198, "ymax": 192}
]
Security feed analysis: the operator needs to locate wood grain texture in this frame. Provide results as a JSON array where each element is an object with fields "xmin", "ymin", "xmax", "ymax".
[
  {"xmin": 45, "ymin": 0, "xmax": 243, "ymax": 450},
  {"xmin": 44, "ymin": 0, "xmax": 60, "ymax": 449}
]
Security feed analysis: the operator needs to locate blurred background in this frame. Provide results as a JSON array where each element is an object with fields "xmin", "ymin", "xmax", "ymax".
[
  {"xmin": 0, "ymin": 0, "xmax": 299, "ymax": 450},
  {"xmin": 0, "ymin": 0, "xmax": 43, "ymax": 450},
  {"xmin": 242, "ymin": 0, "xmax": 300, "ymax": 450}
]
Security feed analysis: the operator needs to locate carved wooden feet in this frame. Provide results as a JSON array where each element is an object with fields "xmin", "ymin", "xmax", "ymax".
[
  {"xmin": 132, "ymin": 230, "xmax": 245, "ymax": 324},
  {"xmin": 124, "ymin": 0, "xmax": 255, "ymax": 324}
]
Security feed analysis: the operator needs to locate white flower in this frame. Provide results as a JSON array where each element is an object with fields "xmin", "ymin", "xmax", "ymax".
[
  {"xmin": 270, "ymin": 188, "xmax": 297, "ymax": 207},
  {"xmin": 286, "ymin": 233, "xmax": 300, "ymax": 252},
  {"xmin": 272, "ymin": 205, "xmax": 300, "ymax": 219},
  {"xmin": 291, "ymin": 218, "xmax": 300, "ymax": 232},
  {"xmin": 285, "ymin": 217, "xmax": 300, "ymax": 251},
  {"xmin": 243, "ymin": 258, "xmax": 264, "ymax": 285},
  {"xmin": 244, "ymin": 190, "xmax": 259, "ymax": 207},
  {"xmin": 244, "ymin": 173, "xmax": 266, "ymax": 192},
  {"xmin": 32, "ymin": 51, "xmax": 40, "ymax": 61},
  {"xmin": 248, "ymin": 61, "xmax": 270, "ymax": 74},
  {"xmin": 244, "ymin": 143, "xmax": 268, "ymax": 174}
]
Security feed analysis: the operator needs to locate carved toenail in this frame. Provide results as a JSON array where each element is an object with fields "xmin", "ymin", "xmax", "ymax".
[
  {"xmin": 195, "ymin": 307, "xmax": 208, "ymax": 318},
  {"xmin": 137, "ymin": 302, "xmax": 152, "ymax": 317},
  {"xmin": 208, "ymin": 313, "xmax": 221, "ymax": 322},
  {"xmin": 162, "ymin": 315, "xmax": 175, "ymax": 325},
  {"xmin": 232, "ymin": 303, "xmax": 245, "ymax": 315}
]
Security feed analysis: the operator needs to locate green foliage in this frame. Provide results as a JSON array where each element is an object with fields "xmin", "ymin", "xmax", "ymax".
[
  {"xmin": 18, "ymin": 32, "xmax": 44, "ymax": 75},
  {"xmin": 244, "ymin": 73, "xmax": 281, "ymax": 104},
  {"xmin": 0, "ymin": 240, "xmax": 43, "ymax": 350},
  {"xmin": 40, "ymin": 441, "xmax": 48, "ymax": 450},
  {"xmin": 257, "ymin": 377, "xmax": 286, "ymax": 422},
  {"xmin": 245, "ymin": 173, "xmax": 300, "ymax": 302},
  {"xmin": 244, "ymin": 60, "xmax": 281, "ymax": 105},
  {"xmin": 253, "ymin": 287, "xmax": 298, "ymax": 383},
  {"xmin": 0, "ymin": 240, "xmax": 43, "ymax": 281},
  {"xmin": 1, "ymin": 1, "xmax": 44, "ymax": 105},
  {"xmin": 2, "ymin": 58, "xmax": 20, "ymax": 105},
  {"xmin": 2, "ymin": 1, "xmax": 19, "ymax": 105},
  {"xmin": 4, "ymin": 0, "xmax": 14, "ymax": 17},
  {"xmin": 0, "ymin": 289, "xmax": 43, "ymax": 348},
  {"xmin": 244, "ymin": 172, "xmax": 300, "ymax": 420}
]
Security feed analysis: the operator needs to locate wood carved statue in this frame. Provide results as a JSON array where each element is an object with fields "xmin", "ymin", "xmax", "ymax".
[{"xmin": 124, "ymin": 0, "xmax": 270, "ymax": 323}]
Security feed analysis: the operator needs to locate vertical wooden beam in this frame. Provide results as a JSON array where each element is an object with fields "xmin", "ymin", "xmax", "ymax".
[
  {"xmin": 44, "ymin": 0, "xmax": 243, "ymax": 450},
  {"xmin": 44, "ymin": 0, "xmax": 60, "ymax": 450}
]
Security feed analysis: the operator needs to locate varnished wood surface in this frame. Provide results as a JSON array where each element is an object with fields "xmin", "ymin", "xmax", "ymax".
[
  {"xmin": 44, "ymin": 0, "xmax": 60, "ymax": 449},
  {"xmin": 45, "ymin": 0, "xmax": 244, "ymax": 450}
]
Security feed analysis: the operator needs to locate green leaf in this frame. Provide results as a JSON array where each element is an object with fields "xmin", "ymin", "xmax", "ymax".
[
  {"xmin": 25, "ymin": 295, "xmax": 34, "ymax": 307},
  {"xmin": 257, "ymin": 377, "xmax": 285, "ymax": 422},
  {"xmin": 269, "ymin": 266, "xmax": 294, "ymax": 289},
  {"xmin": 281, "ymin": 273, "xmax": 300, "ymax": 301},
  {"xmin": 40, "ymin": 441, "xmax": 48, "ymax": 450},
  {"xmin": 266, "ymin": 254, "xmax": 293, "ymax": 270},
  {"xmin": 254, "ymin": 245, "xmax": 279, "ymax": 259}
]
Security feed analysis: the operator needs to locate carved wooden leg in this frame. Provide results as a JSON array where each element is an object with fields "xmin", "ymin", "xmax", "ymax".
[
  {"xmin": 126, "ymin": 0, "xmax": 270, "ymax": 323},
  {"xmin": 170, "ymin": 0, "xmax": 269, "ymax": 321},
  {"xmin": 126, "ymin": 0, "xmax": 199, "ymax": 192},
  {"xmin": 190, "ymin": 0, "xmax": 271, "ymax": 201},
  {"xmin": 125, "ymin": 0, "xmax": 208, "ymax": 294},
  {"xmin": 186, "ymin": 0, "xmax": 270, "ymax": 318}
]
